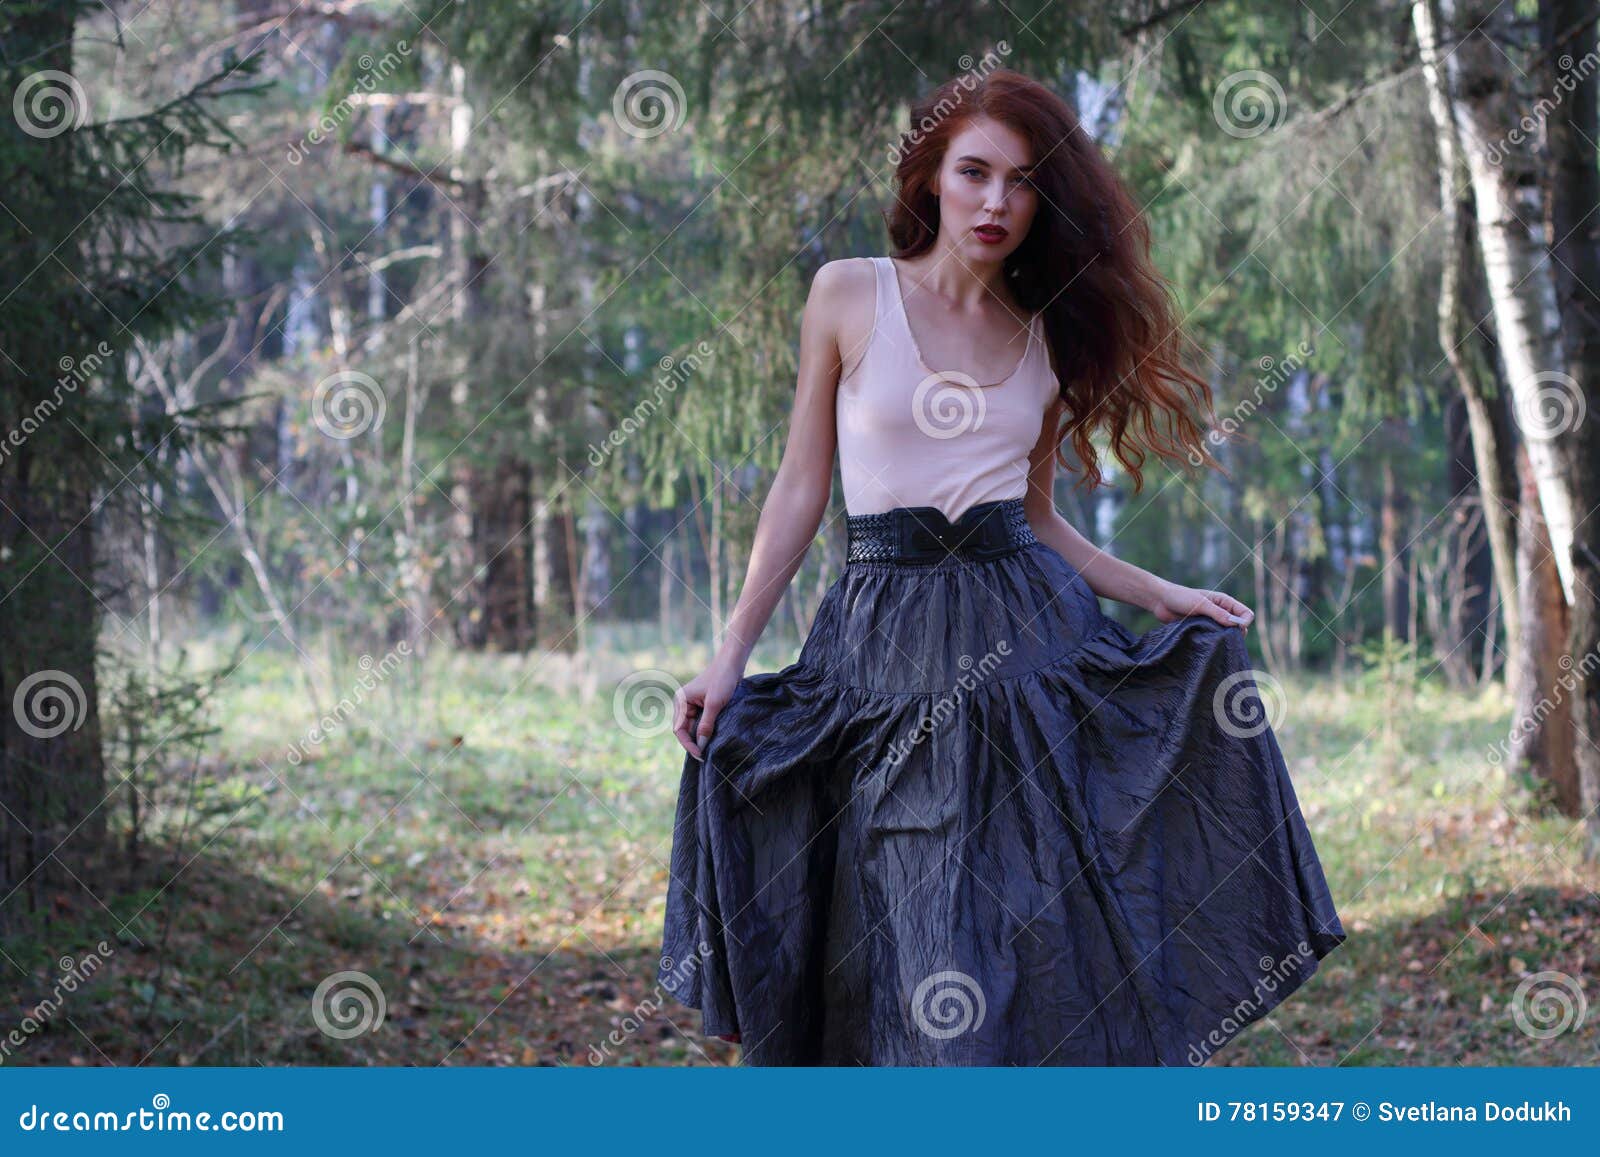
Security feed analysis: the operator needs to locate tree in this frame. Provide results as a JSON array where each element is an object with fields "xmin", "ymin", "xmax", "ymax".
[
  {"xmin": 1537, "ymin": 0, "xmax": 1600, "ymax": 852},
  {"xmin": 0, "ymin": 0, "xmax": 264, "ymax": 922},
  {"xmin": 1426, "ymin": 0, "xmax": 1600, "ymax": 840}
]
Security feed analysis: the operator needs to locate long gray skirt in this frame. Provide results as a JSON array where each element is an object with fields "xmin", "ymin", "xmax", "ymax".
[{"xmin": 656, "ymin": 530, "xmax": 1346, "ymax": 1065}]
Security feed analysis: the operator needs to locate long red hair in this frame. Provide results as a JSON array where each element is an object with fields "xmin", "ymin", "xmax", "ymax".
[{"xmin": 886, "ymin": 68, "xmax": 1223, "ymax": 493}]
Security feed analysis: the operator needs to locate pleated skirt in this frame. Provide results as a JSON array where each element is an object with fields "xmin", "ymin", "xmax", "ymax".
[{"xmin": 656, "ymin": 515, "xmax": 1346, "ymax": 1065}]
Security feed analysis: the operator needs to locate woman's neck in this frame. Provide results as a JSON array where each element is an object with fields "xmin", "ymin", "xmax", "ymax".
[{"xmin": 897, "ymin": 242, "xmax": 1015, "ymax": 312}]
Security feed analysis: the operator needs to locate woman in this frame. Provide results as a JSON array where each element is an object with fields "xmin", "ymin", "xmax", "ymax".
[{"xmin": 657, "ymin": 68, "xmax": 1346, "ymax": 1066}]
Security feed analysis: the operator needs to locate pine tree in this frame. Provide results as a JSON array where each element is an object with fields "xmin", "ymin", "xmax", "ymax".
[{"xmin": 0, "ymin": 0, "xmax": 265, "ymax": 924}]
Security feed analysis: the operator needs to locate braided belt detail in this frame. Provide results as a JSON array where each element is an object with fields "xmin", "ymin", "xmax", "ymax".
[{"xmin": 845, "ymin": 497, "xmax": 1037, "ymax": 564}]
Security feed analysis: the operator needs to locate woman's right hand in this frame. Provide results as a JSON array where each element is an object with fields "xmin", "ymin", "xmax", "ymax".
[{"xmin": 673, "ymin": 656, "xmax": 746, "ymax": 759}]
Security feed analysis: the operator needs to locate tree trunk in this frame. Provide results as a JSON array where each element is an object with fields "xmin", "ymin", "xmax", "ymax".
[
  {"xmin": 1448, "ymin": 396, "xmax": 1493, "ymax": 678},
  {"xmin": 1508, "ymin": 443, "xmax": 1578, "ymax": 812},
  {"xmin": 1436, "ymin": 0, "xmax": 1597, "ymax": 823},
  {"xmin": 579, "ymin": 493, "xmax": 612, "ymax": 620},
  {"xmin": 0, "ymin": 1, "xmax": 108, "ymax": 928},
  {"xmin": 1379, "ymin": 434, "xmax": 1412, "ymax": 643},
  {"xmin": 479, "ymin": 457, "xmax": 535, "ymax": 651},
  {"xmin": 447, "ymin": 59, "xmax": 490, "ymax": 648},
  {"xmin": 530, "ymin": 277, "xmax": 578, "ymax": 654},
  {"xmin": 366, "ymin": 101, "xmax": 389, "ymax": 352},
  {"xmin": 1440, "ymin": 0, "xmax": 1579, "ymax": 602},
  {"xmin": 398, "ymin": 335, "xmax": 433, "ymax": 654},
  {"xmin": 1414, "ymin": 0, "xmax": 1523, "ymax": 676},
  {"xmin": 1539, "ymin": 0, "xmax": 1600, "ymax": 853},
  {"xmin": 533, "ymin": 495, "xmax": 577, "ymax": 651}
]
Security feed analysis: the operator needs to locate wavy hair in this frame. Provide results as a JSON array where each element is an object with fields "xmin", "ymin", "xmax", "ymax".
[{"xmin": 886, "ymin": 68, "xmax": 1224, "ymax": 493}]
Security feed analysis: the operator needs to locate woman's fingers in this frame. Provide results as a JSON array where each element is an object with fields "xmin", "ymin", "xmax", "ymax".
[
  {"xmin": 673, "ymin": 689, "xmax": 704, "ymax": 757},
  {"xmin": 681, "ymin": 711, "xmax": 703, "ymax": 758},
  {"xmin": 1190, "ymin": 594, "xmax": 1240, "ymax": 629},
  {"xmin": 1220, "ymin": 594, "xmax": 1252, "ymax": 619},
  {"xmin": 1207, "ymin": 591, "xmax": 1254, "ymax": 628},
  {"xmin": 671, "ymin": 676, "xmax": 736, "ymax": 760},
  {"xmin": 695, "ymin": 697, "xmax": 725, "ymax": 755}
]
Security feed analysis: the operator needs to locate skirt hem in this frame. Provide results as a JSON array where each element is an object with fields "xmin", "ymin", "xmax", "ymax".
[{"xmin": 668, "ymin": 924, "xmax": 1348, "ymax": 1065}]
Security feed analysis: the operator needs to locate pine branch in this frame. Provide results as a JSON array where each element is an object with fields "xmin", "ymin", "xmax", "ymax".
[
  {"xmin": 341, "ymin": 139, "xmax": 468, "ymax": 194},
  {"xmin": 1119, "ymin": 0, "xmax": 1208, "ymax": 40}
]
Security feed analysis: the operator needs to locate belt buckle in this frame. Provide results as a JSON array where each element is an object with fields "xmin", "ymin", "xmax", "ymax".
[
  {"xmin": 900, "ymin": 504, "xmax": 1000, "ymax": 561},
  {"xmin": 960, "ymin": 504, "xmax": 1003, "ymax": 560},
  {"xmin": 899, "ymin": 512, "xmax": 947, "ymax": 560}
]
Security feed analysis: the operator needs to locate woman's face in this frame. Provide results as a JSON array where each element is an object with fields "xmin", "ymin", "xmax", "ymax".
[{"xmin": 932, "ymin": 116, "xmax": 1039, "ymax": 262}]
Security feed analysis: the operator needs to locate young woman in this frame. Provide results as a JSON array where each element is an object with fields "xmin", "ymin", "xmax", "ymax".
[{"xmin": 657, "ymin": 68, "xmax": 1346, "ymax": 1066}]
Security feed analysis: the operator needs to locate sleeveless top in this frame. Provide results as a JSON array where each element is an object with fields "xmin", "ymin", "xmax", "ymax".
[{"xmin": 836, "ymin": 256, "xmax": 1059, "ymax": 522}]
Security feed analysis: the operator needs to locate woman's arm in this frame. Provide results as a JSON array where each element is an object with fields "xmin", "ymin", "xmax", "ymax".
[
  {"xmin": 1021, "ymin": 400, "xmax": 1163, "ymax": 608},
  {"xmin": 708, "ymin": 259, "xmax": 855, "ymax": 672},
  {"xmin": 672, "ymin": 259, "xmax": 859, "ymax": 757},
  {"xmin": 1021, "ymin": 397, "xmax": 1253, "ymax": 630}
]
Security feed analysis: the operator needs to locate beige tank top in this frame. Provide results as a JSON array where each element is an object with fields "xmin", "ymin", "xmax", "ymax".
[{"xmin": 836, "ymin": 256, "xmax": 1059, "ymax": 521}]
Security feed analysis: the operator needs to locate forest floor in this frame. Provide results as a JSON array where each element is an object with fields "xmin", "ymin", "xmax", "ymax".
[{"xmin": 3, "ymin": 623, "xmax": 1597, "ymax": 1068}]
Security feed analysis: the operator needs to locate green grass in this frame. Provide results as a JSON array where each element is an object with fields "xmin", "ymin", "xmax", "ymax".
[{"xmin": 2, "ymin": 626, "xmax": 1596, "ymax": 1067}]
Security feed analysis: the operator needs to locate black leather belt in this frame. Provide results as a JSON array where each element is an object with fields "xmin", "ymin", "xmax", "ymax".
[{"xmin": 845, "ymin": 497, "xmax": 1038, "ymax": 564}]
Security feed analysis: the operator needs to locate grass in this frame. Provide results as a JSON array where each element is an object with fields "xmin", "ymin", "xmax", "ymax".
[{"xmin": 2, "ymin": 623, "xmax": 1596, "ymax": 1068}]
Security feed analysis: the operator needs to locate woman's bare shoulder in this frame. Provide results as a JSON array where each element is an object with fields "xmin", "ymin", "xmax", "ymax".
[
  {"xmin": 809, "ymin": 256, "xmax": 876, "ymax": 305},
  {"xmin": 808, "ymin": 258, "xmax": 877, "ymax": 373}
]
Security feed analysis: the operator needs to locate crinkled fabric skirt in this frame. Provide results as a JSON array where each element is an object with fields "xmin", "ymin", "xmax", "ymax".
[{"xmin": 656, "ymin": 535, "xmax": 1346, "ymax": 1066}]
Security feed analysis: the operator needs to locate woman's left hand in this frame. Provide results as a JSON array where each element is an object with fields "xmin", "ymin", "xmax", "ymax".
[{"xmin": 1145, "ymin": 581, "xmax": 1254, "ymax": 631}]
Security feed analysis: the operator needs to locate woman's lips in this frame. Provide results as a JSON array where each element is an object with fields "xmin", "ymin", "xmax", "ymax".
[{"xmin": 973, "ymin": 225, "xmax": 1008, "ymax": 243}]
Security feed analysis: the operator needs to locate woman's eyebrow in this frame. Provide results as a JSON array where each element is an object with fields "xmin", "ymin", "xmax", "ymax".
[{"xmin": 954, "ymin": 154, "xmax": 1036, "ymax": 175}]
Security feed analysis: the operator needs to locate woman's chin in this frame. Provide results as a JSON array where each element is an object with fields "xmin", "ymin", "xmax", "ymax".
[{"xmin": 959, "ymin": 233, "xmax": 1016, "ymax": 261}]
